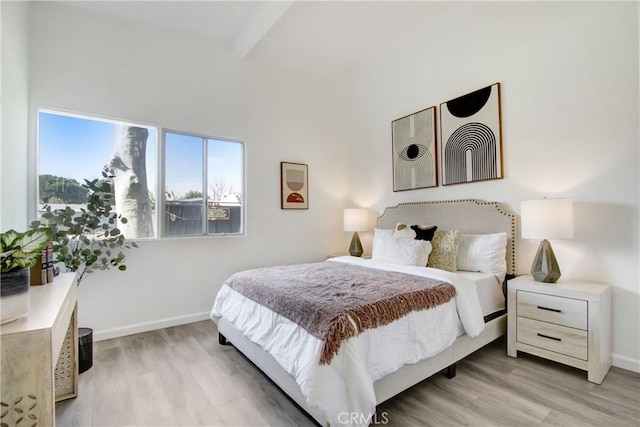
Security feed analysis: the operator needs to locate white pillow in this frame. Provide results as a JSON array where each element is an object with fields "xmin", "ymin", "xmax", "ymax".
[
  {"xmin": 456, "ymin": 232, "xmax": 507, "ymax": 279},
  {"xmin": 372, "ymin": 233, "xmax": 432, "ymax": 266},
  {"xmin": 393, "ymin": 223, "xmax": 416, "ymax": 240},
  {"xmin": 373, "ymin": 228, "xmax": 394, "ymax": 238}
]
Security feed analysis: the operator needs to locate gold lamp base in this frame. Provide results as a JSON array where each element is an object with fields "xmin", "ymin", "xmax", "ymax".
[
  {"xmin": 531, "ymin": 239, "xmax": 561, "ymax": 283},
  {"xmin": 349, "ymin": 232, "xmax": 363, "ymax": 257}
]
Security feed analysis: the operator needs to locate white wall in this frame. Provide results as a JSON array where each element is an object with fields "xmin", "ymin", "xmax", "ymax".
[
  {"xmin": 349, "ymin": 2, "xmax": 639, "ymax": 371},
  {"xmin": 1, "ymin": 1, "xmax": 30, "ymax": 231},
  {"xmin": 24, "ymin": 2, "xmax": 351, "ymax": 339}
]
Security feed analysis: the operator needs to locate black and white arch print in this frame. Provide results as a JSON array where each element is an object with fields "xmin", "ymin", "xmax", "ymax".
[
  {"xmin": 392, "ymin": 106, "xmax": 437, "ymax": 191},
  {"xmin": 440, "ymin": 83, "xmax": 502, "ymax": 185}
]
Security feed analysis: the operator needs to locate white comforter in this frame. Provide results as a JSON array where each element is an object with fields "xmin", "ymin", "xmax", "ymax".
[{"xmin": 210, "ymin": 257, "xmax": 485, "ymax": 427}]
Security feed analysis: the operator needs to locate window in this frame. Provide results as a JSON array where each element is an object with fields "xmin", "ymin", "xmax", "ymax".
[
  {"xmin": 38, "ymin": 110, "xmax": 158, "ymax": 239},
  {"xmin": 37, "ymin": 110, "xmax": 244, "ymax": 239},
  {"xmin": 164, "ymin": 131, "xmax": 243, "ymax": 236}
]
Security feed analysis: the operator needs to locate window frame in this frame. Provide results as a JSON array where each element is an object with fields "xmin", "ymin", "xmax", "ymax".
[
  {"xmin": 161, "ymin": 128, "xmax": 245, "ymax": 238},
  {"xmin": 34, "ymin": 108, "xmax": 246, "ymax": 241}
]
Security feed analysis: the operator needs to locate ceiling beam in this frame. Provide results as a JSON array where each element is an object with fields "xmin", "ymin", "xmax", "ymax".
[{"xmin": 232, "ymin": 1, "xmax": 294, "ymax": 59}]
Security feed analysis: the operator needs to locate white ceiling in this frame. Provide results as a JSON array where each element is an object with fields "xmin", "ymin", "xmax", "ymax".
[{"xmin": 57, "ymin": 1, "xmax": 464, "ymax": 68}]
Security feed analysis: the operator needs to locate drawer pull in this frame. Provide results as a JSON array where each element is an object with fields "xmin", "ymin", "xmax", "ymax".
[
  {"xmin": 537, "ymin": 333, "xmax": 561, "ymax": 342},
  {"xmin": 537, "ymin": 305, "xmax": 562, "ymax": 313}
]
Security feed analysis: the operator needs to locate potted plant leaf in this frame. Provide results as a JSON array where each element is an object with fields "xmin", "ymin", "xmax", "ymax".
[
  {"xmin": 1, "ymin": 227, "xmax": 53, "ymax": 324},
  {"xmin": 31, "ymin": 173, "xmax": 138, "ymax": 372},
  {"xmin": 31, "ymin": 173, "xmax": 139, "ymax": 283}
]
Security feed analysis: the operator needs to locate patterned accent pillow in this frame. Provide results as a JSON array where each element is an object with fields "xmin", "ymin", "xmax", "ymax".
[
  {"xmin": 427, "ymin": 229, "xmax": 463, "ymax": 272},
  {"xmin": 411, "ymin": 225, "xmax": 438, "ymax": 241},
  {"xmin": 393, "ymin": 223, "xmax": 438, "ymax": 241}
]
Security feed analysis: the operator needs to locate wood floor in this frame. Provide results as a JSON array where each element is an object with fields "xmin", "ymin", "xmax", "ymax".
[{"xmin": 56, "ymin": 320, "xmax": 640, "ymax": 427}]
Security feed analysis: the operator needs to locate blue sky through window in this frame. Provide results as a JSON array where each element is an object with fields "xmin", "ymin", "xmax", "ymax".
[
  {"xmin": 38, "ymin": 111, "xmax": 157, "ymax": 202},
  {"xmin": 39, "ymin": 111, "xmax": 242, "ymax": 204},
  {"xmin": 165, "ymin": 132, "xmax": 202, "ymax": 199},
  {"xmin": 164, "ymin": 131, "xmax": 243, "ymax": 200},
  {"xmin": 208, "ymin": 138, "xmax": 243, "ymax": 200}
]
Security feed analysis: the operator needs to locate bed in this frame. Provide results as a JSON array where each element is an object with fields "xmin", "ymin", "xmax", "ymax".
[{"xmin": 210, "ymin": 199, "xmax": 516, "ymax": 426}]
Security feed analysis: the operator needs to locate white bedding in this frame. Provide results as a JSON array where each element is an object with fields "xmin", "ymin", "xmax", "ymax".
[
  {"xmin": 210, "ymin": 256, "xmax": 485, "ymax": 427},
  {"xmin": 456, "ymin": 270, "xmax": 505, "ymax": 316}
]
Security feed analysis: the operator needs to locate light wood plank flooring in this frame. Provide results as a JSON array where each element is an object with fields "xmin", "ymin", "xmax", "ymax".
[{"xmin": 56, "ymin": 320, "xmax": 639, "ymax": 426}]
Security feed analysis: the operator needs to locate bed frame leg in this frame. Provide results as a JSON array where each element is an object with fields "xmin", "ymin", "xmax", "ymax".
[
  {"xmin": 218, "ymin": 333, "xmax": 228, "ymax": 345},
  {"xmin": 445, "ymin": 363, "xmax": 456, "ymax": 379}
]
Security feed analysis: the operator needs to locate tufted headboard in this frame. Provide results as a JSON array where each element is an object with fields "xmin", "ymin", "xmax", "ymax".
[{"xmin": 377, "ymin": 199, "xmax": 517, "ymax": 277}]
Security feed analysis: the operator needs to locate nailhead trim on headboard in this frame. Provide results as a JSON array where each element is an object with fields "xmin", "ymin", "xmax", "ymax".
[{"xmin": 377, "ymin": 199, "xmax": 517, "ymax": 276}]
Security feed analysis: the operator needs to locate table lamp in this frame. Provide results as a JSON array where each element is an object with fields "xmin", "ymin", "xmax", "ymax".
[
  {"xmin": 521, "ymin": 198, "xmax": 574, "ymax": 283},
  {"xmin": 343, "ymin": 208, "xmax": 368, "ymax": 257}
]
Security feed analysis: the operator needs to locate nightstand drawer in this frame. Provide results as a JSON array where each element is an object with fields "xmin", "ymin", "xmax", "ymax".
[
  {"xmin": 517, "ymin": 290, "xmax": 587, "ymax": 330},
  {"xmin": 517, "ymin": 317, "xmax": 588, "ymax": 360}
]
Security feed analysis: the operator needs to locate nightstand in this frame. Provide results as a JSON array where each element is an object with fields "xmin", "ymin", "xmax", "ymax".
[{"xmin": 507, "ymin": 275, "xmax": 611, "ymax": 384}]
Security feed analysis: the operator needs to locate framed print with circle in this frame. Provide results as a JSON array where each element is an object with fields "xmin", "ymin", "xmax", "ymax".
[
  {"xmin": 280, "ymin": 162, "xmax": 308, "ymax": 209},
  {"xmin": 392, "ymin": 106, "xmax": 438, "ymax": 191},
  {"xmin": 440, "ymin": 83, "xmax": 503, "ymax": 186}
]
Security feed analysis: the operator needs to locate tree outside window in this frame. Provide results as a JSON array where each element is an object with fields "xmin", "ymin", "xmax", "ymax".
[{"xmin": 38, "ymin": 111, "xmax": 158, "ymax": 239}]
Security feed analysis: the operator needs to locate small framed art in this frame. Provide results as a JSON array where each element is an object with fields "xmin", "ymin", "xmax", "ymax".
[
  {"xmin": 280, "ymin": 162, "xmax": 308, "ymax": 209},
  {"xmin": 392, "ymin": 106, "xmax": 438, "ymax": 191},
  {"xmin": 440, "ymin": 83, "xmax": 503, "ymax": 185}
]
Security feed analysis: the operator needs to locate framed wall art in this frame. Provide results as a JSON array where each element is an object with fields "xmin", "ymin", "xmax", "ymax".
[
  {"xmin": 439, "ymin": 83, "xmax": 503, "ymax": 186},
  {"xmin": 280, "ymin": 162, "xmax": 308, "ymax": 209},
  {"xmin": 392, "ymin": 106, "xmax": 438, "ymax": 191}
]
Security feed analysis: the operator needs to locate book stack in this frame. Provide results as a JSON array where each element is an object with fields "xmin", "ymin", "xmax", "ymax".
[{"xmin": 30, "ymin": 242, "xmax": 55, "ymax": 285}]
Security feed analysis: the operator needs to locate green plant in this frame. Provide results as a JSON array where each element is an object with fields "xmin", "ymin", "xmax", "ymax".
[
  {"xmin": 31, "ymin": 173, "xmax": 138, "ymax": 283},
  {"xmin": 1, "ymin": 228, "xmax": 53, "ymax": 273}
]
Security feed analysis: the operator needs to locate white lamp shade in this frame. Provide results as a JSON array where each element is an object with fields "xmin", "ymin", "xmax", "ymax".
[
  {"xmin": 521, "ymin": 199, "xmax": 574, "ymax": 239},
  {"xmin": 343, "ymin": 208, "xmax": 369, "ymax": 232}
]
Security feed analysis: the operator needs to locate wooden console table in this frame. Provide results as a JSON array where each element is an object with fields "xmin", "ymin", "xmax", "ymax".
[{"xmin": 1, "ymin": 272, "xmax": 79, "ymax": 426}]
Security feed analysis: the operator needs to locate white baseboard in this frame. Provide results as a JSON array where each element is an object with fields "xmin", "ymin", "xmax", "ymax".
[
  {"xmin": 612, "ymin": 353, "xmax": 640, "ymax": 373},
  {"xmin": 92, "ymin": 311, "xmax": 211, "ymax": 342}
]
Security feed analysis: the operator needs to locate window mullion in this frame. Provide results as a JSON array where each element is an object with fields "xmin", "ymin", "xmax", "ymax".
[
  {"xmin": 159, "ymin": 129, "xmax": 166, "ymax": 238},
  {"xmin": 202, "ymin": 137, "xmax": 208, "ymax": 236}
]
